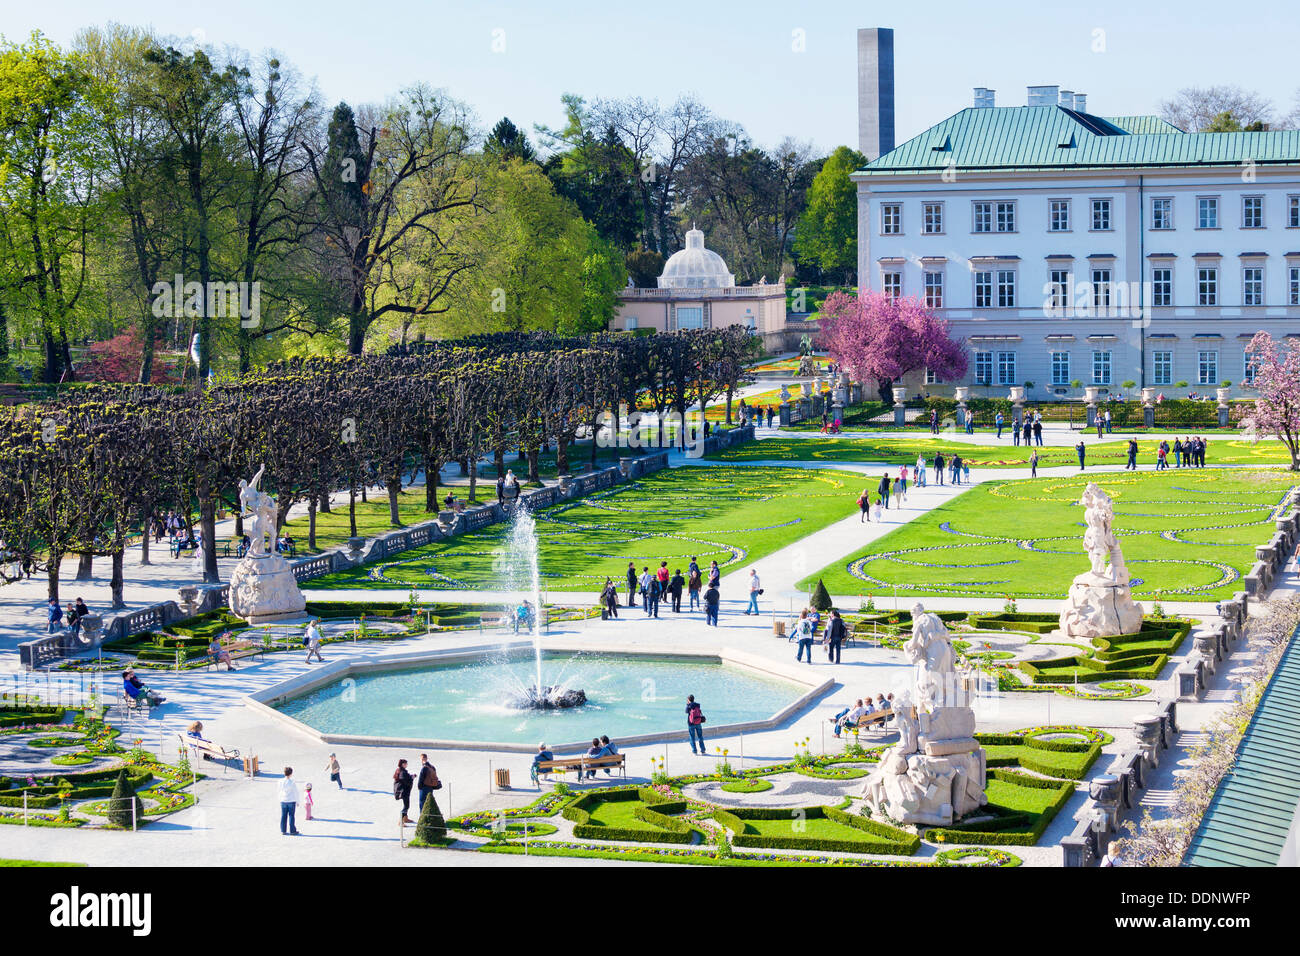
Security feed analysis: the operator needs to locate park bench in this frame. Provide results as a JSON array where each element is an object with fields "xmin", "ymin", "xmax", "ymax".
[
  {"xmin": 120, "ymin": 691, "xmax": 151, "ymax": 717},
  {"xmin": 838, "ymin": 707, "xmax": 893, "ymax": 740},
  {"xmin": 532, "ymin": 752, "xmax": 627, "ymax": 783},
  {"xmin": 178, "ymin": 733, "xmax": 241, "ymax": 771},
  {"xmin": 479, "ymin": 611, "xmax": 510, "ymax": 631},
  {"xmin": 198, "ymin": 639, "xmax": 266, "ymax": 670}
]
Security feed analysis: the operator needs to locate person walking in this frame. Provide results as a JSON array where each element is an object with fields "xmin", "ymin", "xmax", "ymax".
[
  {"xmin": 929, "ymin": 408, "xmax": 938, "ymax": 434},
  {"xmin": 1029, "ymin": 449, "xmax": 1039, "ymax": 478},
  {"xmin": 1156, "ymin": 442, "xmax": 1167, "ymax": 470},
  {"xmin": 934, "ymin": 451, "xmax": 945, "ymax": 486},
  {"xmin": 703, "ymin": 583, "xmax": 720, "ymax": 626},
  {"xmin": 304, "ymin": 618, "xmax": 325, "ymax": 663},
  {"xmin": 1095, "ymin": 416, "xmax": 1104, "ymax": 439},
  {"xmin": 825, "ymin": 609, "xmax": 846, "ymax": 664},
  {"xmin": 685, "ymin": 695, "xmax": 707, "ymax": 754},
  {"xmin": 1104, "ymin": 409, "xmax": 1112, "ymax": 434},
  {"xmin": 643, "ymin": 567, "xmax": 660, "ymax": 618},
  {"xmin": 626, "ymin": 561, "xmax": 638, "ymax": 607},
  {"xmin": 1012, "ymin": 416, "xmax": 1021, "ymax": 446},
  {"xmin": 656, "ymin": 561, "xmax": 670, "ymax": 600},
  {"xmin": 893, "ymin": 476, "xmax": 905, "ymax": 507},
  {"xmin": 916, "ymin": 455, "xmax": 927, "ymax": 488},
  {"xmin": 899, "ymin": 465, "xmax": 909, "ymax": 498},
  {"xmin": 995, "ymin": 410, "xmax": 1004, "ymax": 439},
  {"xmin": 951, "ymin": 454, "xmax": 963, "ymax": 485},
  {"xmin": 1076, "ymin": 439, "xmax": 1087, "ymax": 470},
  {"xmin": 47, "ymin": 597, "xmax": 62, "ymax": 634},
  {"xmin": 1022, "ymin": 418, "xmax": 1032, "ymax": 447},
  {"xmin": 878, "ymin": 472, "xmax": 891, "ymax": 509},
  {"xmin": 746, "ymin": 569, "xmax": 761, "ymax": 615},
  {"xmin": 1126, "ymin": 438, "xmax": 1138, "ymax": 470},
  {"xmin": 278, "ymin": 767, "xmax": 300, "ymax": 835},
  {"xmin": 393, "ymin": 758, "xmax": 414, "ymax": 825},
  {"xmin": 303, "ymin": 783, "xmax": 314, "ymax": 821},
  {"xmin": 669, "ymin": 569, "xmax": 684, "ymax": 613},
  {"xmin": 1033, "ymin": 416, "xmax": 1043, "ymax": 446},
  {"xmin": 794, "ymin": 610, "xmax": 815, "ymax": 663},
  {"xmin": 858, "ymin": 488, "xmax": 871, "ymax": 522},
  {"xmin": 1173, "ymin": 437, "xmax": 1183, "ymax": 468},
  {"xmin": 688, "ymin": 564, "xmax": 702, "ymax": 611},
  {"xmin": 601, "ymin": 577, "xmax": 619, "ymax": 618},
  {"xmin": 495, "ymin": 474, "xmax": 505, "ymax": 505},
  {"xmin": 326, "ymin": 753, "xmax": 343, "ymax": 790},
  {"xmin": 707, "ymin": 561, "xmax": 721, "ymax": 589},
  {"xmin": 416, "ymin": 754, "xmax": 440, "ymax": 813}
]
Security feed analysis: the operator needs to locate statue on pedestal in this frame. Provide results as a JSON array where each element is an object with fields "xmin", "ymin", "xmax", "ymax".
[
  {"xmin": 1059, "ymin": 483, "xmax": 1143, "ymax": 638},
  {"xmin": 860, "ymin": 603, "xmax": 987, "ymax": 826},
  {"xmin": 227, "ymin": 464, "xmax": 306, "ymax": 624}
]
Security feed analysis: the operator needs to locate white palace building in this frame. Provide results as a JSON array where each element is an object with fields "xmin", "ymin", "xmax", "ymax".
[{"xmin": 852, "ymin": 84, "xmax": 1300, "ymax": 399}]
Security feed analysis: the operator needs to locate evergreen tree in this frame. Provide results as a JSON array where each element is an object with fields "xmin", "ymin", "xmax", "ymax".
[
  {"xmin": 414, "ymin": 791, "xmax": 447, "ymax": 843},
  {"xmin": 107, "ymin": 768, "xmax": 144, "ymax": 829},
  {"xmin": 810, "ymin": 578, "xmax": 833, "ymax": 612},
  {"xmin": 484, "ymin": 116, "xmax": 536, "ymax": 164},
  {"xmin": 793, "ymin": 146, "xmax": 867, "ymax": 283}
]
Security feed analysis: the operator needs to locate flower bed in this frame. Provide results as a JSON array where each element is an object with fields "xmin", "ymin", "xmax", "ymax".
[{"xmin": 712, "ymin": 805, "xmax": 919, "ymax": 855}]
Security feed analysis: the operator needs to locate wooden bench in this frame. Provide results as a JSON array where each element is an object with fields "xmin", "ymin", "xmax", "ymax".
[
  {"xmin": 197, "ymin": 640, "xmax": 265, "ymax": 670},
  {"xmin": 178, "ymin": 733, "xmax": 241, "ymax": 772},
  {"xmin": 120, "ymin": 691, "xmax": 150, "ymax": 717},
  {"xmin": 839, "ymin": 707, "xmax": 893, "ymax": 739},
  {"xmin": 532, "ymin": 752, "xmax": 627, "ymax": 783},
  {"xmin": 479, "ymin": 611, "xmax": 510, "ymax": 631}
]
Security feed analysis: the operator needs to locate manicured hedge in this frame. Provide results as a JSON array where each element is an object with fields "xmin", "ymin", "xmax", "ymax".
[
  {"xmin": 924, "ymin": 771, "xmax": 1074, "ymax": 846},
  {"xmin": 0, "ymin": 707, "xmax": 65, "ymax": 727},
  {"xmin": 303, "ymin": 602, "xmax": 411, "ymax": 619},
  {"xmin": 713, "ymin": 805, "xmax": 919, "ymax": 855},
  {"xmin": 969, "ymin": 613, "xmax": 1059, "ymax": 635},
  {"xmin": 561, "ymin": 788, "xmax": 694, "ymax": 845}
]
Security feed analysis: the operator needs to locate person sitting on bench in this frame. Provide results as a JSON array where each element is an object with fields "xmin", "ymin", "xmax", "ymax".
[
  {"xmin": 123, "ymin": 667, "xmax": 165, "ymax": 706},
  {"xmin": 832, "ymin": 698, "xmax": 872, "ymax": 738},
  {"xmin": 530, "ymin": 742, "xmax": 554, "ymax": 784},
  {"xmin": 208, "ymin": 635, "xmax": 237, "ymax": 671},
  {"xmin": 188, "ymin": 721, "xmax": 205, "ymax": 738}
]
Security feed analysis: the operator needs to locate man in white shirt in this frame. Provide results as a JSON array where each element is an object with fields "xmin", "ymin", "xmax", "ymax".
[
  {"xmin": 304, "ymin": 619, "xmax": 324, "ymax": 663},
  {"xmin": 835, "ymin": 699, "xmax": 870, "ymax": 737},
  {"xmin": 746, "ymin": 570, "xmax": 761, "ymax": 615},
  {"xmin": 278, "ymin": 767, "xmax": 300, "ymax": 835}
]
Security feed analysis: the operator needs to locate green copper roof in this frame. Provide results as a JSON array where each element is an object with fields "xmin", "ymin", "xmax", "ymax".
[
  {"xmin": 1184, "ymin": 624, "xmax": 1300, "ymax": 867},
  {"xmin": 855, "ymin": 106, "xmax": 1300, "ymax": 176}
]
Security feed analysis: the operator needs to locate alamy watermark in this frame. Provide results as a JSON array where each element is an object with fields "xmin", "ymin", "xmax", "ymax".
[
  {"xmin": 594, "ymin": 404, "xmax": 706, "ymax": 458},
  {"xmin": 1042, "ymin": 279, "xmax": 1152, "ymax": 327},
  {"xmin": 151, "ymin": 274, "xmax": 261, "ymax": 328}
]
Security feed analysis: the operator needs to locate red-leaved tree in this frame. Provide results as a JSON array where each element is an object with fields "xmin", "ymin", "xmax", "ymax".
[
  {"xmin": 817, "ymin": 290, "xmax": 967, "ymax": 402},
  {"xmin": 1244, "ymin": 331, "xmax": 1300, "ymax": 471},
  {"xmin": 74, "ymin": 329, "xmax": 179, "ymax": 384}
]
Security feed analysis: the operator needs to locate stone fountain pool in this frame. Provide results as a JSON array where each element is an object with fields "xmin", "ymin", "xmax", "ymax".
[{"xmin": 255, "ymin": 647, "xmax": 827, "ymax": 752}]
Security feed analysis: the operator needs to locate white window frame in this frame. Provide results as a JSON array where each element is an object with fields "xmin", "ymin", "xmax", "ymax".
[
  {"xmin": 996, "ymin": 350, "xmax": 1017, "ymax": 386},
  {"xmin": 972, "ymin": 201, "xmax": 992, "ymax": 234},
  {"xmin": 1289, "ymin": 195, "xmax": 1300, "ymax": 229},
  {"xmin": 1151, "ymin": 266, "xmax": 1172, "ymax": 307},
  {"xmin": 923, "ymin": 271, "xmax": 944, "ymax": 308},
  {"xmin": 1198, "ymin": 350, "xmax": 1218, "ymax": 386},
  {"xmin": 1090, "ymin": 198, "xmax": 1112, "ymax": 231},
  {"xmin": 923, "ymin": 202, "xmax": 945, "ymax": 235},
  {"xmin": 996, "ymin": 269, "xmax": 1016, "ymax": 308},
  {"xmin": 1242, "ymin": 195, "xmax": 1264, "ymax": 229},
  {"xmin": 1242, "ymin": 265, "xmax": 1264, "ymax": 306},
  {"xmin": 1151, "ymin": 197, "xmax": 1173, "ymax": 231},
  {"xmin": 1049, "ymin": 199, "xmax": 1070, "ymax": 232},
  {"xmin": 995, "ymin": 201, "xmax": 1016, "ymax": 233},
  {"xmin": 1091, "ymin": 268, "xmax": 1112, "ymax": 311},
  {"xmin": 974, "ymin": 271, "xmax": 993, "ymax": 308},
  {"xmin": 882, "ymin": 270, "xmax": 902, "ymax": 298},
  {"xmin": 1092, "ymin": 350, "xmax": 1112, "ymax": 385},
  {"xmin": 1290, "ymin": 265, "xmax": 1300, "ymax": 306},
  {"xmin": 1152, "ymin": 350, "xmax": 1173, "ymax": 386},
  {"xmin": 974, "ymin": 350, "xmax": 993, "ymax": 385},
  {"xmin": 1197, "ymin": 196, "xmax": 1219, "ymax": 229},
  {"xmin": 1050, "ymin": 351, "xmax": 1070, "ymax": 386},
  {"xmin": 1243, "ymin": 351, "xmax": 1259, "ymax": 385},
  {"xmin": 881, "ymin": 203, "xmax": 901, "ymax": 235},
  {"xmin": 1197, "ymin": 267, "xmax": 1218, "ymax": 306},
  {"xmin": 1049, "ymin": 269, "xmax": 1071, "ymax": 312}
]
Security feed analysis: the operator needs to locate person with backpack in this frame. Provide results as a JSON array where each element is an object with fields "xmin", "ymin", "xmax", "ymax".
[
  {"xmin": 393, "ymin": 759, "xmax": 415, "ymax": 825},
  {"xmin": 688, "ymin": 564, "xmax": 702, "ymax": 611},
  {"xmin": 600, "ymin": 578, "xmax": 619, "ymax": 619},
  {"xmin": 878, "ymin": 472, "xmax": 891, "ymax": 509},
  {"xmin": 685, "ymin": 695, "xmax": 707, "ymax": 754},
  {"xmin": 416, "ymin": 754, "xmax": 440, "ymax": 814},
  {"xmin": 703, "ymin": 583, "xmax": 720, "ymax": 626},
  {"xmin": 794, "ymin": 610, "xmax": 816, "ymax": 663}
]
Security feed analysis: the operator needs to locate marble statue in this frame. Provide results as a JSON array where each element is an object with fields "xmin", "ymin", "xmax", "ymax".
[
  {"xmin": 860, "ymin": 603, "xmax": 987, "ymax": 826},
  {"xmin": 227, "ymin": 464, "xmax": 306, "ymax": 624},
  {"xmin": 1059, "ymin": 482, "xmax": 1143, "ymax": 638}
]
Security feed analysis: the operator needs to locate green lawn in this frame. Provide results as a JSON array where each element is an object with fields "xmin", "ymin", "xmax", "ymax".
[
  {"xmin": 711, "ymin": 435, "xmax": 1293, "ymax": 468},
  {"xmin": 586, "ymin": 798, "xmax": 679, "ymax": 832},
  {"xmin": 304, "ymin": 465, "xmax": 862, "ymax": 592},
  {"xmin": 800, "ymin": 470, "xmax": 1298, "ymax": 601},
  {"xmin": 736, "ymin": 815, "xmax": 873, "ymax": 841}
]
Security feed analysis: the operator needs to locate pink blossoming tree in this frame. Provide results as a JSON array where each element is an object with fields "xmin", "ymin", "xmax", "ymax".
[
  {"xmin": 817, "ymin": 290, "xmax": 967, "ymax": 402},
  {"xmin": 1244, "ymin": 331, "xmax": 1300, "ymax": 470}
]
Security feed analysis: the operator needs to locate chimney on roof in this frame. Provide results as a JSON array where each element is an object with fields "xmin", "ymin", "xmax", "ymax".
[
  {"xmin": 1059, "ymin": 89, "xmax": 1074, "ymax": 108},
  {"xmin": 857, "ymin": 28, "xmax": 896, "ymax": 161},
  {"xmin": 1027, "ymin": 85, "xmax": 1059, "ymax": 107},
  {"xmin": 973, "ymin": 87, "xmax": 996, "ymax": 108},
  {"xmin": 1073, "ymin": 93, "xmax": 1087, "ymax": 113}
]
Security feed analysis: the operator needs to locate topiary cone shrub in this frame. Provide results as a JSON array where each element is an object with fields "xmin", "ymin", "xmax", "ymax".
[
  {"xmin": 414, "ymin": 792, "xmax": 447, "ymax": 843},
  {"xmin": 810, "ymin": 579, "xmax": 833, "ymax": 612},
  {"xmin": 107, "ymin": 768, "xmax": 144, "ymax": 829}
]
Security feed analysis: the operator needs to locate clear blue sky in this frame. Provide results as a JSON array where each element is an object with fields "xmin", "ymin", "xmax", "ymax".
[{"xmin": 10, "ymin": 0, "xmax": 1300, "ymax": 153}]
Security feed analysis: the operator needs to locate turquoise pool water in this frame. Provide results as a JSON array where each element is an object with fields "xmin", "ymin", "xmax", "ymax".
[{"xmin": 275, "ymin": 652, "xmax": 806, "ymax": 746}]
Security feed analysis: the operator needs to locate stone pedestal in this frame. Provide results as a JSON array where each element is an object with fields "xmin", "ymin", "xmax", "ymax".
[
  {"xmin": 862, "ymin": 705, "xmax": 987, "ymax": 826},
  {"xmin": 1133, "ymin": 715, "xmax": 1164, "ymax": 768},
  {"xmin": 228, "ymin": 553, "xmax": 307, "ymax": 624},
  {"xmin": 833, "ymin": 386, "xmax": 848, "ymax": 406},
  {"xmin": 347, "ymin": 537, "xmax": 366, "ymax": 562},
  {"xmin": 618, "ymin": 457, "xmax": 634, "ymax": 478},
  {"xmin": 178, "ymin": 586, "xmax": 199, "ymax": 618},
  {"xmin": 892, "ymin": 386, "xmax": 907, "ymax": 427},
  {"xmin": 831, "ymin": 403, "xmax": 844, "ymax": 424},
  {"xmin": 75, "ymin": 614, "xmax": 104, "ymax": 649},
  {"xmin": 1059, "ymin": 570, "xmax": 1143, "ymax": 638},
  {"xmin": 779, "ymin": 402, "xmax": 792, "ymax": 427}
]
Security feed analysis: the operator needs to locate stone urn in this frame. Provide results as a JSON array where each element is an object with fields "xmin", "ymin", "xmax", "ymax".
[
  {"xmin": 1216, "ymin": 387, "xmax": 1231, "ymax": 407},
  {"xmin": 801, "ymin": 381, "xmax": 814, "ymax": 398},
  {"xmin": 892, "ymin": 386, "xmax": 907, "ymax": 406},
  {"xmin": 953, "ymin": 386, "xmax": 969, "ymax": 404},
  {"xmin": 346, "ymin": 536, "xmax": 366, "ymax": 561},
  {"xmin": 1141, "ymin": 387, "xmax": 1156, "ymax": 407},
  {"xmin": 177, "ymin": 585, "xmax": 199, "ymax": 618},
  {"xmin": 1133, "ymin": 715, "xmax": 1164, "ymax": 764},
  {"xmin": 1008, "ymin": 386, "xmax": 1025, "ymax": 404},
  {"xmin": 1084, "ymin": 386, "xmax": 1101, "ymax": 404},
  {"xmin": 557, "ymin": 474, "xmax": 573, "ymax": 495},
  {"xmin": 75, "ymin": 613, "xmax": 104, "ymax": 648}
]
